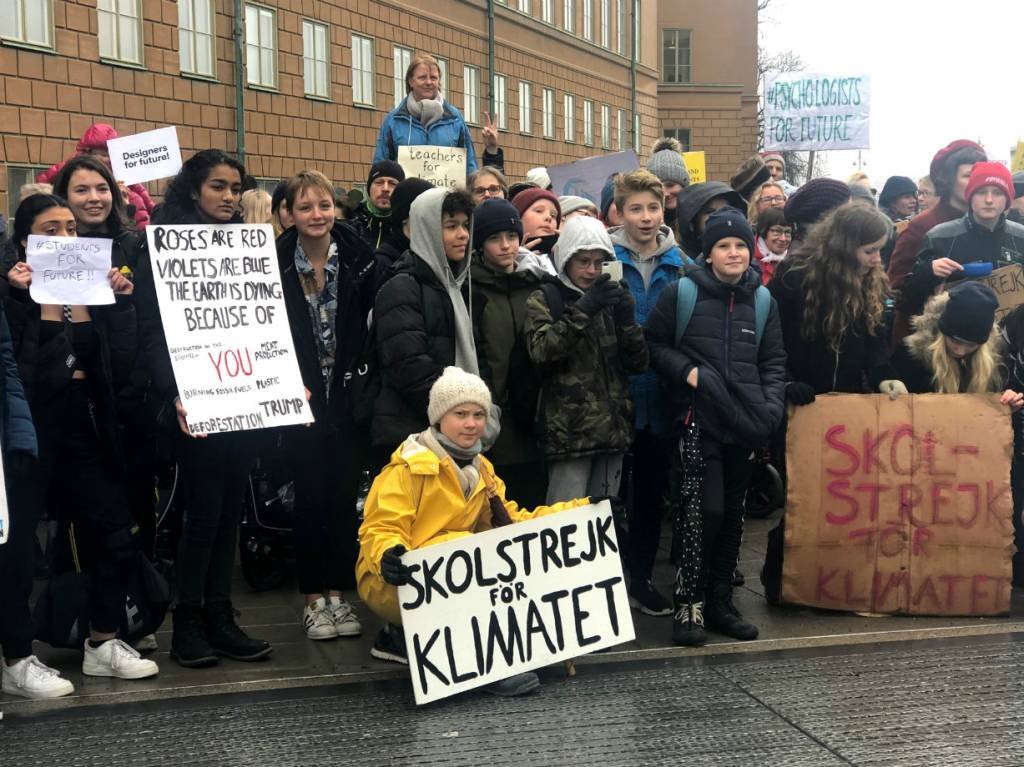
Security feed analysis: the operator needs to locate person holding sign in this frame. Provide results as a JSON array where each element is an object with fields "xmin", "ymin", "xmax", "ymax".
[
  {"xmin": 4, "ymin": 194, "xmax": 156, "ymax": 680},
  {"xmin": 133, "ymin": 150, "xmax": 272, "ymax": 668},
  {"xmin": 357, "ymin": 366, "xmax": 590, "ymax": 695},
  {"xmin": 277, "ymin": 170, "xmax": 377, "ymax": 641}
]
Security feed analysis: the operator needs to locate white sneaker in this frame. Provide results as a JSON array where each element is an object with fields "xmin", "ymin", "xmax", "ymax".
[
  {"xmin": 82, "ymin": 639, "xmax": 159, "ymax": 680},
  {"xmin": 133, "ymin": 633, "xmax": 158, "ymax": 653},
  {"xmin": 327, "ymin": 596, "xmax": 362, "ymax": 637},
  {"xmin": 303, "ymin": 598, "xmax": 337, "ymax": 640},
  {"xmin": 2, "ymin": 656, "xmax": 75, "ymax": 699}
]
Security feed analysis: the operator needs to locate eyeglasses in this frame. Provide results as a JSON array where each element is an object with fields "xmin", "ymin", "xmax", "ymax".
[
  {"xmin": 473, "ymin": 185, "xmax": 504, "ymax": 196},
  {"xmin": 760, "ymin": 196, "xmax": 786, "ymax": 205},
  {"xmin": 766, "ymin": 226, "xmax": 792, "ymax": 238}
]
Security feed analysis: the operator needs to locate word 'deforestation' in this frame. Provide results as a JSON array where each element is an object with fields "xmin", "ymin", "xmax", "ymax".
[
  {"xmin": 145, "ymin": 223, "xmax": 312, "ymax": 434},
  {"xmin": 398, "ymin": 502, "xmax": 634, "ymax": 704}
]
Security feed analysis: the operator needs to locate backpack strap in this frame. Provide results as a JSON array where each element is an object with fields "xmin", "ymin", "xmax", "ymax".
[
  {"xmin": 754, "ymin": 285, "xmax": 771, "ymax": 346},
  {"xmin": 674, "ymin": 276, "xmax": 698, "ymax": 347},
  {"xmin": 541, "ymin": 282, "xmax": 565, "ymax": 322}
]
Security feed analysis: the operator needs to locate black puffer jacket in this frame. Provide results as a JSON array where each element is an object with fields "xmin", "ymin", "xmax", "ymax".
[
  {"xmin": 769, "ymin": 260, "xmax": 895, "ymax": 393},
  {"xmin": 349, "ymin": 203, "xmax": 397, "ymax": 252},
  {"xmin": 645, "ymin": 259, "xmax": 786, "ymax": 446},
  {"xmin": 371, "ymin": 251, "xmax": 464, "ymax": 449},
  {"xmin": 278, "ymin": 222, "xmax": 376, "ymax": 426}
]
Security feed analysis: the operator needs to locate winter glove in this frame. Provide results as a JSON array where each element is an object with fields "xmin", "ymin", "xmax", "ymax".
[
  {"xmin": 4, "ymin": 450, "xmax": 35, "ymax": 481},
  {"xmin": 879, "ymin": 380, "xmax": 908, "ymax": 400},
  {"xmin": 785, "ymin": 381, "xmax": 816, "ymax": 406},
  {"xmin": 381, "ymin": 544, "xmax": 411, "ymax": 586},
  {"xmin": 575, "ymin": 273, "xmax": 623, "ymax": 316},
  {"xmin": 613, "ymin": 282, "xmax": 638, "ymax": 327}
]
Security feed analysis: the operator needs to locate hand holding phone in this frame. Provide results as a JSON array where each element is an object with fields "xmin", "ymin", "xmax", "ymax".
[{"xmin": 601, "ymin": 260, "xmax": 623, "ymax": 282}]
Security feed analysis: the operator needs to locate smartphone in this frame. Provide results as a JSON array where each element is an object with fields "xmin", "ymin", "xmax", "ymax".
[
  {"xmin": 531, "ymin": 233, "xmax": 560, "ymax": 254},
  {"xmin": 602, "ymin": 260, "xmax": 623, "ymax": 282}
]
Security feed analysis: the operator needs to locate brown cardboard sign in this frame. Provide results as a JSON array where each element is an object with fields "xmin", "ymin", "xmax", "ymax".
[
  {"xmin": 978, "ymin": 264, "xmax": 1024, "ymax": 320},
  {"xmin": 782, "ymin": 394, "xmax": 1014, "ymax": 616}
]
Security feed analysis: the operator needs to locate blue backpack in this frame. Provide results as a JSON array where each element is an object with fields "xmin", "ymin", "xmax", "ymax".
[{"xmin": 674, "ymin": 276, "xmax": 771, "ymax": 347}]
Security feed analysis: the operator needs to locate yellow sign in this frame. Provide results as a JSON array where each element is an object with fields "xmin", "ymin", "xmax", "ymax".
[
  {"xmin": 1012, "ymin": 141, "xmax": 1024, "ymax": 173},
  {"xmin": 682, "ymin": 151, "xmax": 706, "ymax": 184}
]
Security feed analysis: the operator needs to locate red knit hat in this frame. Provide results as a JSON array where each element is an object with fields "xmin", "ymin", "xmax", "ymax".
[
  {"xmin": 511, "ymin": 187, "xmax": 562, "ymax": 224},
  {"xmin": 929, "ymin": 139, "xmax": 985, "ymax": 183},
  {"xmin": 76, "ymin": 123, "xmax": 119, "ymax": 153},
  {"xmin": 964, "ymin": 162, "xmax": 1014, "ymax": 210}
]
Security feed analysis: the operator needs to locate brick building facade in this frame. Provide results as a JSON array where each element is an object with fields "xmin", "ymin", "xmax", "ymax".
[{"xmin": 1, "ymin": 0, "xmax": 757, "ymax": 217}]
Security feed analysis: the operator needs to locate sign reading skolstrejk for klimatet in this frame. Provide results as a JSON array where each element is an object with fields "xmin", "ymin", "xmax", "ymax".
[{"xmin": 763, "ymin": 73, "xmax": 870, "ymax": 151}]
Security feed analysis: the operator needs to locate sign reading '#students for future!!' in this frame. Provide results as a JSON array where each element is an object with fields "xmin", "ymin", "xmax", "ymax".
[
  {"xmin": 398, "ymin": 502, "xmax": 635, "ymax": 705},
  {"xmin": 107, "ymin": 126, "xmax": 183, "ymax": 186},
  {"xmin": 763, "ymin": 73, "xmax": 870, "ymax": 152},
  {"xmin": 783, "ymin": 394, "xmax": 1014, "ymax": 616},
  {"xmin": 25, "ymin": 236, "xmax": 115, "ymax": 306},
  {"xmin": 397, "ymin": 145, "xmax": 467, "ymax": 189},
  {"xmin": 145, "ymin": 224, "xmax": 313, "ymax": 435}
]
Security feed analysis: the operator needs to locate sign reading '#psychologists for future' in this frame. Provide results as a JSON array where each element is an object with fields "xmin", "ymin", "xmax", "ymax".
[
  {"xmin": 783, "ymin": 394, "xmax": 1013, "ymax": 616},
  {"xmin": 398, "ymin": 502, "xmax": 634, "ymax": 704},
  {"xmin": 145, "ymin": 224, "xmax": 313, "ymax": 435},
  {"xmin": 26, "ymin": 236, "xmax": 115, "ymax": 306},
  {"xmin": 107, "ymin": 126, "xmax": 183, "ymax": 186},
  {"xmin": 398, "ymin": 145, "xmax": 467, "ymax": 189},
  {"xmin": 763, "ymin": 73, "xmax": 870, "ymax": 151}
]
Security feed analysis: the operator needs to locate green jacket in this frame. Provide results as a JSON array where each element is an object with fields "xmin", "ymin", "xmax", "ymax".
[
  {"xmin": 524, "ymin": 281, "xmax": 648, "ymax": 460},
  {"xmin": 471, "ymin": 257, "xmax": 549, "ymax": 467}
]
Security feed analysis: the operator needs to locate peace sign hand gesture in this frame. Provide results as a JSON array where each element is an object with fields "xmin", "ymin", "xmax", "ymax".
[{"xmin": 482, "ymin": 110, "xmax": 499, "ymax": 153}]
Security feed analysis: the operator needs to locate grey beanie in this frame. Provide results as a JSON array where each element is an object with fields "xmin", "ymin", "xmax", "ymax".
[{"xmin": 646, "ymin": 137, "xmax": 690, "ymax": 187}]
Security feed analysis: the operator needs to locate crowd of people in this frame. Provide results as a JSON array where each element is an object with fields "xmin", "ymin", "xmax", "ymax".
[{"xmin": 3, "ymin": 51, "xmax": 1024, "ymax": 702}]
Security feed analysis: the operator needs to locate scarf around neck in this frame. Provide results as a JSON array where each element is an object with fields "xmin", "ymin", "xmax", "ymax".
[
  {"xmin": 420, "ymin": 427, "xmax": 481, "ymax": 499},
  {"xmin": 406, "ymin": 93, "xmax": 445, "ymax": 128}
]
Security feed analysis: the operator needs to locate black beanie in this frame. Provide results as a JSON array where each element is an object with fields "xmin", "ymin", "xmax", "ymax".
[
  {"xmin": 700, "ymin": 206, "xmax": 755, "ymax": 258},
  {"xmin": 473, "ymin": 198, "xmax": 523, "ymax": 252},
  {"xmin": 271, "ymin": 180, "xmax": 287, "ymax": 213},
  {"xmin": 388, "ymin": 178, "xmax": 434, "ymax": 229},
  {"xmin": 367, "ymin": 160, "xmax": 406, "ymax": 187},
  {"xmin": 878, "ymin": 176, "xmax": 918, "ymax": 208},
  {"xmin": 784, "ymin": 178, "xmax": 851, "ymax": 225},
  {"xmin": 938, "ymin": 282, "xmax": 998, "ymax": 344}
]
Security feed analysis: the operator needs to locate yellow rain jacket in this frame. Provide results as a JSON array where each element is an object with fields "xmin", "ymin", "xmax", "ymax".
[{"xmin": 357, "ymin": 434, "xmax": 589, "ymax": 625}]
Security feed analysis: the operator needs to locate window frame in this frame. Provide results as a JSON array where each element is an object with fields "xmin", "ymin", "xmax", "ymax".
[
  {"xmin": 492, "ymin": 73, "xmax": 508, "ymax": 130},
  {"xmin": 1, "ymin": 0, "xmax": 55, "ymax": 50},
  {"xmin": 302, "ymin": 19, "xmax": 330, "ymax": 100},
  {"xmin": 350, "ymin": 32, "xmax": 375, "ymax": 108},
  {"xmin": 616, "ymin": 108, "xmax": 624, "ymax": 150},
  {"xmin": 542, "ymin": 87, "xmax": 555, "ymax": 139},
  {"xmin": 616, "ymin": 0, "xmax": 624, "ymax": 54},
  {"xmin": 98, "ymin": 0, "xmax": 144, "ymax": 67},
  {"xmin": 463, "ymin": 65, "xmax": 481, "ymax": 125},
  {"xmin": 564, "ymin": 93, "xmax": 576, "ymax": 144},
  {"xmin": 563, "ymin": 0, "xmax": 575, "ymax": 33},
  {"xmin": 600, "ymin": 0, "xmax": 609, "ymax": 48},
  {"xmin": 661, "ymin": 28, "xmax": 692, "ymax": 84},
  {"xmin": 601, "ymin": 104, "xmax": 610, "ymax": 149},
  {"xmin": 541, "ymin": 0, "xmax": 554, "ymax": 24},
  {"xmin": 392, "ymin": 45, "xmax": 412, "ymax": 108},
  {"xmin": 583, "ymin": 99, "xmax": 594, "ymax": 146},
  {"xmin": 519, "ymin": 81, "xmax": 532, "ymax": 135},
  {"xmin": 435, "ymin": 55, "xmax": 448, "ymax": 94},
  {"xmin": 244, "ymin": 3, "xmax": 278, "ymax": 90},
  {"xmin": 6, "ymin": 164, "xmax": 49, "ymax": 220},
  {"xmin": 178, "ymin": 0, "xmax": 216, "ymax": 79},
  {"xmin": 663, "ymin": 128, "xmax": 692, "ymax": 151},
  {"xmin": 582, "ymin": 0, "xmax": 593, "ymax": 41}
]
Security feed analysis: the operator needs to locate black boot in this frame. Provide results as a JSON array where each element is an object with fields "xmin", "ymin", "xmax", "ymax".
[
  {"xmin": 171, "ymin": 604, "xmax": 219, "ymax": 668},
  {"xmin": 202, "ymin": 601, "xmax": 273, "ymax": 661},
  {"xmin": 671, "ymin": 592, "xmax": 707, "ymax": 647},
  {"xmin": 704, "ymin": 583, "xmax": 758, "ymax": 640}
]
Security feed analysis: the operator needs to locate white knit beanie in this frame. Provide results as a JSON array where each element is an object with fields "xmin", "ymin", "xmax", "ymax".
[{"xmin": 427, "ymin": 367, "xmax": 493, "ymax": 425}]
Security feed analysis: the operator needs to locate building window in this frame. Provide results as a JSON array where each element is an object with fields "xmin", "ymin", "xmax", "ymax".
[
  {"xmin": 633, "ymin": 113, "xmax": 640, "ymax": 152},
  {"xmin": 518, "ymin": 0, "xmax": 531, "ymax": 11},
  {"xmin": 302, "ymin": 20, "xmax": 329, "ymax": 98},
  {"xmin": 541, "ymin": 0, "xmax": 554, "ymax": 23},
  {"xmin": 351, "ymin": 33, "xmax": 374, "ymax": 107},
  {"xmin": 564, "ymin": 94, "xmax": 576, "ymax": 143},
  {"xmin": 563, "ymin": 0, "xmax": 575, "ymax": 33},
  {"xmin": 435, "ymin": 56, "xmax": 448, "ymax": 93},
  {"xmin": 582, "ymin": 0, "xmax": 593, "ymax": 40},
  {"xmin": 616, "ymin": 0, "xmax": 625, "ymax": 54},
  {"xmin": 245, "ymin": 4, "xmax": 277, "ymax": 88},
  {"xmin": 600, "ymin": 0, "xmax": 609, "ymax": 48},
  {"xmin": 583, "ymin": 99, "xmax": 594, "ymax": 145},
  {"xmin": 393, "ymin": 45, "xmax": 412, "ymax": 108},
  {"xmin": 601, "ymin": 104, "xmax": 610, "ymax": 149},
  {"xmin": 519, "ymin": 81, "xmax": 532, "ymax": 134},
  {"xmin": 542, "ymin": 88, "xmax": 555, "ymax": 138},
  {"xmin": 1, "ymin": 0, "xmax": 53, "ymax": 48},
  {"xmin": 662, "ymin": 29, "xmax": 691, "ymax": 83},
  {"xmin": 178, "ymin": 0, "xmax": 215, "ymax": 77},
  {"xmin": 634, "ymin": 1, "xmax": 642, "ymax": 55},
  {"xmin": 463, "ymin": 65, "xmax": 480, "ymax": 125},
  {"xmin": 98, "ymin": 0, "xmax": 143, "ymax": 65},
  {"xmin": 492, "ymin": 74, "xmax": 507, "ymax": 129},
  {"xmin": 617, "ymin": 109, "xmax": 624, "ymax": 150},
  {"xmin": 664, "ymin": 128, "xmax": 691, "ymax": 151},
  {"xmin": 6, "ymin": 165, "xmax": 48, "ymax": 220}
]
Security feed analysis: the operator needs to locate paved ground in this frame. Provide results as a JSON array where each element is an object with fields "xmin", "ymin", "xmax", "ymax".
[{"xmin": 5, "ymin": 633, "xmax": 1024, "ymax": 766}]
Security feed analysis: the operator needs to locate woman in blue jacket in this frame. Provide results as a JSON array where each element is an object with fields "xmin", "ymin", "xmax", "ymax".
[{"xmin": 373, "ymin": 54, "xmax": 479, "ymax": 174}]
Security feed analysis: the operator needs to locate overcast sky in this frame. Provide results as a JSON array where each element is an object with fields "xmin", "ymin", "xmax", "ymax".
[{"xmin": 760, "ymin": 0, "xmax": 1024, "ymax": 186}]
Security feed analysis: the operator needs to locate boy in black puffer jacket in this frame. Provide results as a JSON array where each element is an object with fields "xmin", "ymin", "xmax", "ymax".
[{"xmin": 645, "ymin": 208, "xmax": 786, "ymax": 647}]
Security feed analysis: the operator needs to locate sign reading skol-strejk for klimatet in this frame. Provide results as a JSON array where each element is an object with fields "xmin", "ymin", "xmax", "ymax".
[
  {"xmin": 763, "ymin": 73, "xmax": 870, "ymax": 151},
  {"xmin": 398, "ymin": 501, "xmax": 634, "ymax": 704},
  {"xmin": 145, "ymin": 224, "xmax": 313, "ymax": 435}
]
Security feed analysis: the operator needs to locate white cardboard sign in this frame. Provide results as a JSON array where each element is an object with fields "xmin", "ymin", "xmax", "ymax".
[
  {"xmin": 763, "ymin": 73, "xmax": 870, "ymax": 151},
  {"xmin": 398, "ymin": 501, "xmax": 634, "ymax": 704},
  {"xmin": 26, "ymin": 236, "xmax": 115, "ymax": 306},
  {"xmin": 397, "ymin": 145, "xmax": 467, "ymax": 189},
  {"xmin": 107, "ymin": 126, "xmax": 183, "ymax": 186},
  {"xmin": 145, "ymin": 224, "xmax": 313, "ymax": 434}
]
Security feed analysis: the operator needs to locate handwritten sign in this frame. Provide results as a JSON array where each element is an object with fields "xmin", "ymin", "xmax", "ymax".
[
  {"xmin": 682, "ymin": 151, "xmax": 706, "ymax": 184},
  {"xmin": 763, "ymin": 73, "xmax": 870, "ymax": 151},
  {"xmin": 397, "ymin": 145, "xmax": 467, "ymax": 189},
  {"xmin": 145, "ymin": 224, "xmax": 313, "ymax": 434},
  {"xmin": 107, "ymin": 126, "xmax": 183, "ymax": 186},
  {"xmin": 978, "ymin": 264, "xmax": 1024, "ymax": 320},
  {"xmin": 398, "ymin": 502, "xmax": 634, "ymax": 704},
  {"xmin": 26, "ymin": 236, "xmax": 114, "ymax": 306},
  {"xmin": 547, "ymin": 150, "xmax": 640, "ymax": 207},
  {"xmin": 783, "ymin": 394, "xmax": 1013, "ymax": 616}
]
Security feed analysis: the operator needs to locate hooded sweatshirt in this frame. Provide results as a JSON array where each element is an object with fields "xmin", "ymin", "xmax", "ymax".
[
  {"xmin": 408, "ymin": 187, "xmax": 478, "ymax": 375},
  {"xmin": 551, "ymin": 216, "xmax": 616, "ymax": 294},
  {"xmin": 675, "ymin": 182, "xmax": 747, "ymax": 259}
]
